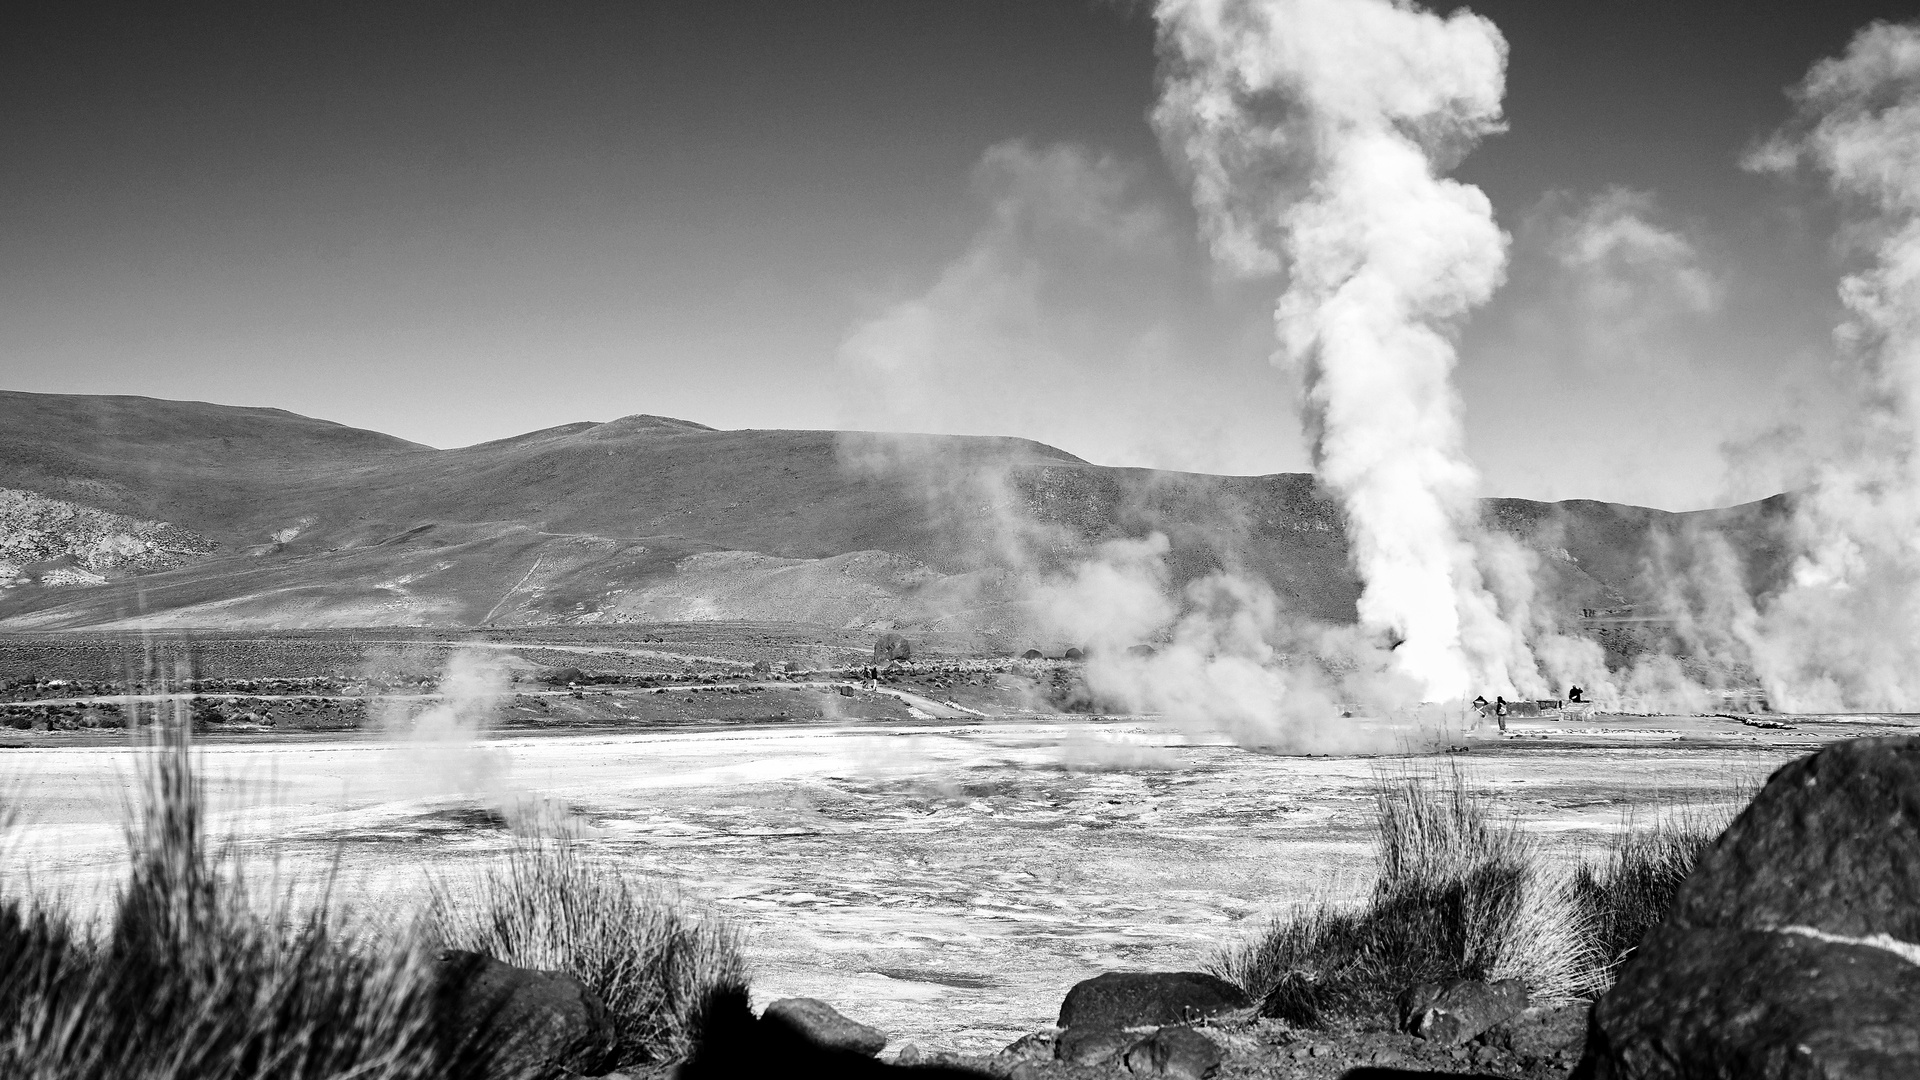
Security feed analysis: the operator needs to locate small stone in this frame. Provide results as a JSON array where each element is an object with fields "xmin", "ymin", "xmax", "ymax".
[
  {"xmin": 895, "ymin": 1042, "xmax": 921, "ymax": 1065},
  {"xmin": 1002, "ymin": 1031, "xmax": 1056, "ymax": 1062},
  {"xmin": 1120, "ymin": 1027, "xmax": 1222, "ymax": 1080},
  {"xmin": 1308, "ymin": 1043, "xmax": 1330, "ymax": 1057},
  {"xmin": 1055, "ymin": 1026, "xmax": 1140, "ymax": 1067},
  {"xmin": 1008, "ymin": 1063, "xmax": 1045, "ymax": 1080},
  {"xmin": 761, "ymin": 997, "xmax": 889, "ymax": 1056},
  {"xmin": 1397, "ymin": 978, "xmax": 1528, "ymax": 1046}
]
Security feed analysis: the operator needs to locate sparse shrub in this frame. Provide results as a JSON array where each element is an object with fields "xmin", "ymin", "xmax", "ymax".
[
  {"xmin": 0, "ymin": 720, "xmax": 444, "ymax": 1079},
  {"xmin": 430, "ymin": 839, "xmax": 747, "ymax": 1068},
  {"xmin": 1572, "ymin": 810, "xmax": 1724, "ymax": 978},
  {"xmin": 1212, "ymin": 767, "xmax": 1601, "ymax": 1026}
]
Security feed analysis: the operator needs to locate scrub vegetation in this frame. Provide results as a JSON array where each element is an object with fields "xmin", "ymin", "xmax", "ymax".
[
  {"xmin": 0, "ymin": 716, "xmax": 746, "ymax": 1078},
  {"xmin": 1211, "ymin": 767, "xmax": 1737, "ymax": 1027}
]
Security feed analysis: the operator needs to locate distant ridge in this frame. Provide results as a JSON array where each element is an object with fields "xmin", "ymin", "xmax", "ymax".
[{"xmin": 0, "ymin": 391, "xmax": 1789, "ymax": 633}]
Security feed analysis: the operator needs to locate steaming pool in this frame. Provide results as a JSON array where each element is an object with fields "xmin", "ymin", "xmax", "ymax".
[{"xmin": 1, "ymin": 714, "xmax": 1842, "ymax": 1053}]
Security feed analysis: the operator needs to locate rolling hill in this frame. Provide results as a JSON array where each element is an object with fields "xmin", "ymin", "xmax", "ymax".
[{"xmin": 0, "ymin": 391, "xmax": 1792, "ymax": 637}]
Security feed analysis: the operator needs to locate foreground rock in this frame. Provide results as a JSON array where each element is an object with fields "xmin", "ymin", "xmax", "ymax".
[
  {"xmin": 1577, "ymin": 736, "xmax": 1920, "ymax": 1079},
  {"xmin": 1058, "ymin": 971, "xmax": 1252, "ymax": 1029},
  {"xmin": 1121, "ymin": 1026, "xmax": 1223, "ymax": 1079},
  {"xmin": 433, "ymin": 949, "xmax": 612, "ymax": 1078},
  {"xmin": 1397, "ymin": 979, "xmax": 1528, "ymax": 1047},
  {"xmin": 679, "ymin": 988, "xmax": 990, "ymax": 1078},
  {"xmin": 762, "ymin": 997, "xmax": 889, "ymax": 1056},
  {"xmin": 986, "ymin": 1006, "xmax": 1585, "ymax": 1078}
]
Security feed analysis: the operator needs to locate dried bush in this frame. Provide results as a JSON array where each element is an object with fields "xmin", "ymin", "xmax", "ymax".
[{"xmin": 430, "ymin": 839, "xmax": 747, "ymax": 1067}]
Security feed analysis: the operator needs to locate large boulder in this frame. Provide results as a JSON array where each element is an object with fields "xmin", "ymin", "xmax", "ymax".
[
  {"xmin": 762, "ymin": 997, "xmax": 889, "ymax": 1056},
  {"xmin": 1397, "ymin": 979, "xmax": 1527, "ymax": 1046},
  {"xmin": 1576, "ymin": 737, "xmax": 1920, "ymax": 1079},
  {"xmin": 1058, "ymin": 971, "xmax": 1250, "ymax": 1030},
  {"xmin": 433, "ymin": 949, "xmax": 612, "ymax": 1078},
  {"xmin": 873, "ymin": 633, "xmax": 912, "ymax": 664}
]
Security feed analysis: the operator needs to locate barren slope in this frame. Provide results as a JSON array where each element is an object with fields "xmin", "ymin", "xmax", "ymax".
[{"xmin": 0, "ymin": 392, "xmax": 1790, "ymax": 633}]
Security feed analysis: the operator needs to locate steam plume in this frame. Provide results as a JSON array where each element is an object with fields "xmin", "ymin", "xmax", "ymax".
[
  {"xmin": 1151, "ymin": 0, "xmax": 1527, "ymax": 700},
  {"xmin": 1742, "ymin": 20, "xmax": 1920, "ymax": 710}
]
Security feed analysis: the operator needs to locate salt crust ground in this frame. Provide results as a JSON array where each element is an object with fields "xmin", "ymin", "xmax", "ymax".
[{"xmin": 7, "ymin": 712, "xmax": 1893, "ymax": 1055}]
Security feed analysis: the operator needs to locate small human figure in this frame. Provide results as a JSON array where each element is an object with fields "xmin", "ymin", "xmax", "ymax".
[
  {"xmin": 1568, "ymin": 685, "xmax": 1585, "ymax": 704},
  {"xmin": 1495, "ymin": 695, "xmax": 1509, "ymax": 733}
]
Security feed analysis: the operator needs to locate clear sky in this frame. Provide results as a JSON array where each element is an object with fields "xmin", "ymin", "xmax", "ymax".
[{"xmin": 1, "ymin": 1, "xmax": 1908, "ymax": 509}]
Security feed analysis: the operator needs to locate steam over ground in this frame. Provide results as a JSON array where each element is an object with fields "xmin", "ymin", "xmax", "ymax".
[{"xmin": 841, "ymin": 4, "xmax": 1920, "ymax": 734}]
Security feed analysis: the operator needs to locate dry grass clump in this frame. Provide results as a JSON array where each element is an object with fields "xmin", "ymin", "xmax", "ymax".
[
  {"xmin": 0, "ymin": 722, "xmax": 443, "ymax": 1080},
  {"xmin": 1, "ymin": 714, "xmax": 749, "ymax": 1078},
  {"xmin": 1571, "ymin": 809, "xmax": 1725, "ymax": 979},
  {"xmin": 1213, "ymin": 767, "xmax": 1604, "ymax": 1026},
  {"xmin": 430, "ymin": 841, "xmax": 747, "ymax": 1067}
]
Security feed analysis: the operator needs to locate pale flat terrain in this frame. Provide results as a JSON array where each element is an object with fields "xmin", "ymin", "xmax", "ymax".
[{"xmin": 4, "ymin": 709, "xmax": 1878, "ymax": 1054}]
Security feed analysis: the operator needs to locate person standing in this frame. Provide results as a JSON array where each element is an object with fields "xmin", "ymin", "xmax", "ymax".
[{"xmin": 1495, "ymin": 695, "xmax": 1509, "ymax": 733}]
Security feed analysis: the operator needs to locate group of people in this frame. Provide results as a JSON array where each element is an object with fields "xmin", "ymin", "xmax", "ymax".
[{"xmin": 1470, "ymin": 685, "xmax": 1588, "ymax": 733}]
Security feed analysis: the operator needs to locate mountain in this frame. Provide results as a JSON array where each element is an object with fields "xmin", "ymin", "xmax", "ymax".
[{"xmin": 0, "ymin": 391, "xmax": 1792, "ymax": 635}]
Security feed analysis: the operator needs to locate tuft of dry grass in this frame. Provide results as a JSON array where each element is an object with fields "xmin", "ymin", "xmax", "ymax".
[
  {"xmin": 2, "ymin": 708, "xmax": 749, "ymax": 1078},
  {"xmin": 1212, "ymin": 767, "xmax": 1605, "ymax": 1027},
  {"xmin": 430, "ymin": 839, "xmax": 748, "ymax": 1068},
  {"xmin": 1571, "ymin": 808, "xmax": 1726, "ymax": 979},
  {"xmin": 0, "ymin": 716, "xmax": 444, "ymax": 1080}
]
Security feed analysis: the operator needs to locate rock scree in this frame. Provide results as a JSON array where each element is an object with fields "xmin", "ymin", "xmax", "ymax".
[
  {"xmin": 1397, "ymin": 979, "xmax": 1528, "ymax": 1047},
  {"xmin": 432, "ymin": 949, "xmax": 612, "ymax": 1078},
  {"xmin": 1057, "ymin": 971, "xmax": 1251, "ymax": 1030},
  {"xmin": 1576, "ymin": 736, "xmax": 1920, "ymax": 1079}
]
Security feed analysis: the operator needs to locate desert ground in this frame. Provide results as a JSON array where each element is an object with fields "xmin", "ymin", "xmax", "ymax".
[{"xmin": 3, "ymin": 625, "xmax": 1895, "ymax": 1057}]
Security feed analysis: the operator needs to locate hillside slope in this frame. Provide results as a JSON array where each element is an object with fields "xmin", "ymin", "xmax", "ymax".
[{"xmin": 0, "ymin": 392, "xmax": 1790, "ymax": 634}]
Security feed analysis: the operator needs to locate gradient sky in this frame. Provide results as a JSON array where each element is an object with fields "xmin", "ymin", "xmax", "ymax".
[{"xmin": 2, "ymin": 1, "xmax": 1910, "ymax": 509}]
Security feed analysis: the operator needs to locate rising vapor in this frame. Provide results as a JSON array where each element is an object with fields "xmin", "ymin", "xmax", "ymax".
[
  {"xmin": 1741, "ymin": 20, "xmax": 1920, "ymax": 711},
  {"xmin": 1151, "ymin": 0, "xmax": 1530, "ymax": 701}
]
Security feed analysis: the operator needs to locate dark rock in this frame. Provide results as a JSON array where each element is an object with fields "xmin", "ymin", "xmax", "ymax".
[
  {"xmin": 873, "ymin": 633, "xmax": 912, "ymax": 664},
  {"xmin": 1671, "ymin": 736, "xmax": 1920, "ymax": 940},
  {"xmin": 433, "ymin": 949, "xmax": 612, "ymax": 1078},
  {"xmin": 1396, "ymin": 979, "xmax": 1527, "ymax": 1046},
  {"xmin": 762, "ymin": 997, "xmax": 888, "ymax": 1056},
  {"xmin": 678, "ymin": 987, "xmax": 992, "ymax": 1079},
  {"xmin": 1575, "ymin": 926, "xmax": 1920, "ymax": 1079},
  {"xmin": 1055, "ymin": 1025, "xmax": 1141, "ymax": 1066},
  {"xmin": 1000, "ymin": 1031, "xmax": 1056, "ymax": 1062},
  {"xmin": 1576, "ymin": 738, "xmax": 1920, "ymax": 1079},
  {"xmin": 1483, "ymin": 1004, "xmax": 1586, "ymax": 1061},
  {"xmin": 1058, "ymin": 971, "xmax": 1250, "ymax": 1030},
  {"xmin": 1122, "ymin": 1026, "xmax": 1222, "ymax": 1079}
]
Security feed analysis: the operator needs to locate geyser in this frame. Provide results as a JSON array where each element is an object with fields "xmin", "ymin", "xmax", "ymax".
[{"xmin": 1150, "ymin": 0, "xmax": 1529, "ymax": 702}]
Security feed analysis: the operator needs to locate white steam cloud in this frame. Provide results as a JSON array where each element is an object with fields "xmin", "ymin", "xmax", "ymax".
[
  {"xmin": 1151, "ymin": 0, "xmax": 1527, "ymax": 701},
  {"xmin": 1737, "ymin": 20, "xmax": 1920, "ymax": 711}
]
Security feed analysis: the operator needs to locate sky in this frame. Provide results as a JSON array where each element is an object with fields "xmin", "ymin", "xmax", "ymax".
[{"xmin": 1, "ymin": 0, "xmax": 1911, "ymax": 510}]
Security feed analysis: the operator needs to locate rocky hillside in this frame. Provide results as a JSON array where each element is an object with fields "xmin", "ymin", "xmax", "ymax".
[{"xmin": 0, "ymin": 390, "xmax": 1791, "ymax": 633}]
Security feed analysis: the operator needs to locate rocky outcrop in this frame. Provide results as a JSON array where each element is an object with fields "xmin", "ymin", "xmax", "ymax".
[
  {"xmin": 1576, "ymin": 737, "xmax": 1920, "ymax": 1079},
  {"xmin": 433, "ymin": 949, "xmax": 612, "ymax": 1078},
  {"xmin": 1057, "ymin": 971, "xmax": 1250, "ymax": 1030},
  {"xmin": 0, "ymin": 488, "xmax": 213, "ymax": 587}
]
